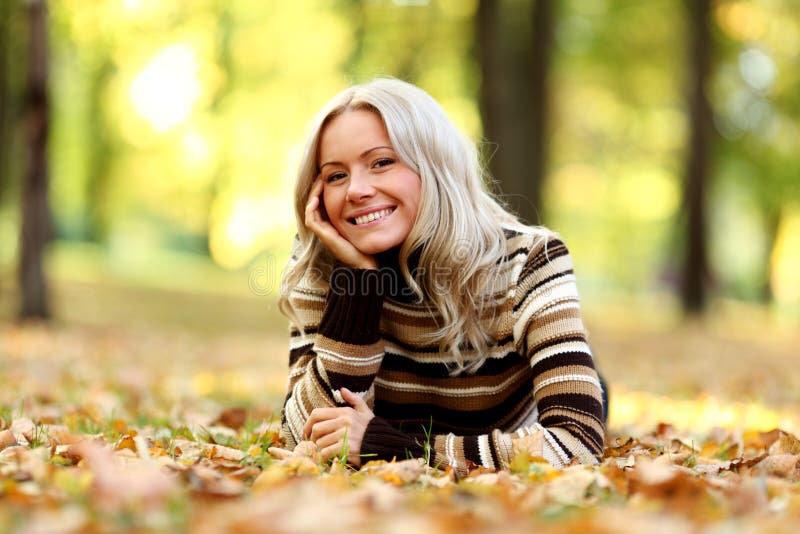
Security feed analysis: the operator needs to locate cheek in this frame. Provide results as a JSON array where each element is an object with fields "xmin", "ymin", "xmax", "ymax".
[
  {"xmin": 405, "ymin": 179, "xmax": 422, "ymax": 221},
  {"xmin": 322, "ymin": 188, "xmax": 347, "ymax": 227}
]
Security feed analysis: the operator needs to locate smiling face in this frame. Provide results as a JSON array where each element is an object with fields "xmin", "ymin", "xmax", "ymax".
[{"xmin": 317, "ymin": 109, "xmax": 422, "ymax": 256}]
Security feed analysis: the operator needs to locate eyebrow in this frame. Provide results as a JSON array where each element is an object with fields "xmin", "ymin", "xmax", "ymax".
[{"xmin": 319, "ymin": 145, "xmax": 394, "ymax": 170}]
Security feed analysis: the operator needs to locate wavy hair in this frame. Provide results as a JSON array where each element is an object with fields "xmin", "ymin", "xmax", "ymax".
[{"xmin": 279, "ymin": 78, "xmax": 539, "ymax": 374}]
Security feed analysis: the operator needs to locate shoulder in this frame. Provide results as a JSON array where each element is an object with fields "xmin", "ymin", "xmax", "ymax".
[
  {"xmin": 499, "ymin": 224, "xmax": 568, "ymax": 271},
  {"xmin": 504, "ymin": 225, "xmax": 578, "ymax": 307}
]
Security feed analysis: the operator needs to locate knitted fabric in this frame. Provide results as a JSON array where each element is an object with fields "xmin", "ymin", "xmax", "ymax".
[{"xmin": 280, "ymin": 228, "xmax": 605, "ymax": 475}]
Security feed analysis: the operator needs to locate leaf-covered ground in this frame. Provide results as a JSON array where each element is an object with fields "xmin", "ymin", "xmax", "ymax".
[{"xmin": 1, "ymin": 314, "xmax": 799, "ymax": 533}]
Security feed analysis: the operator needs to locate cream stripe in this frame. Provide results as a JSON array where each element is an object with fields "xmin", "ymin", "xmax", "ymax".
[
  {"xmin": 384, "ymin": 342, "xmax": 511, "ymax": 362},
  {"xmin": 513, "ymin": 278, "xmax": 579, "ymax": 340},
  {"xmin": 374, "ymin": 372, "xmax": 520, "ymax": 397},
  {"xmin": 525, "ymin": 318, "xmax": 587, "ymax": 350},
  {"xmin": 446, "ymin": 434, "xmax": 458, "ymax": 469},
  {"xmin": 478, "ymin": 434, "xmax": 494, "ymax": 469},
  {"xmin": 289, "ymin": 337, "xmax": 315, "ymax": 350},
  {"xmin": 316, "ymin": 349, "xmax": 384, "ymax": 366},
  {"xmin": 533, "ymin": 374, "xmax": 600, "ymax": 395},
  {"xmin": 537, "ymin": 300, "xmax": 580, "ymax": 316},
  {"xmin": 542, "ymin": 429, "xmax": 570, "ymax": 467},
  {"xmin": 530, "ymin": 341, "xmax": 594, "ymax": 366}
]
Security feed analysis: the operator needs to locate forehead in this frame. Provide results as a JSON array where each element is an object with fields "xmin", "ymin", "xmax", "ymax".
[{"xmin": 318, "ymin": 110, "xmax": 391, "ymax": 159}]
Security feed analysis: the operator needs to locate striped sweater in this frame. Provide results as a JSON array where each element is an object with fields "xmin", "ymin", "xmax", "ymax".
[{"xmin": 280, "ymin": 228, "xmax": 605, "ymax": 474}]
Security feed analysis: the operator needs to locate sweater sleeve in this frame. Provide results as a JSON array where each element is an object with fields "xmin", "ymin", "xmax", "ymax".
[
  {"xmin": 280, "ymin": 266, "xmax": 386, "ymax": 449},
  {"xmin": 361, "ymin": 237, "xmax": 605, "ymax": 474}
]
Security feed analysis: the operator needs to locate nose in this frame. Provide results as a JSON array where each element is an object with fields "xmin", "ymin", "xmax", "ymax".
[{"xmin": 346, "ymin": 170, "xmax": 376, "ymax": 203}]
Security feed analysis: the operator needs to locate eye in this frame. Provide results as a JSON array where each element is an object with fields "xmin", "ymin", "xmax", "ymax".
[
  {"xmin": 325, "ymin": 172, "xmax": 347, "ymax": 183},
  {"xmin": 373, "ymin": 158, "xmax": 394, "ymax": 169}
]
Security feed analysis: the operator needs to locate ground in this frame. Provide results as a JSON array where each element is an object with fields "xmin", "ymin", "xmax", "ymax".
[{"xmin": 0, "ymin": 279, "xmax": 799, "ymax": 532}]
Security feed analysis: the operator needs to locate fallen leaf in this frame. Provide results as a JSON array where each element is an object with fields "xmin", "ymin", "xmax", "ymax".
[
  {"xmin": 212, "ymin": 407, "xmax": 248, "ymax": 430},
  {"xmin": 360, "ymin": 459, "xmax": 425, "ymax": 486},
  {"xmin": 769, "ymin": 431, "xmax": 800, "ymax": 455},
  {"xmin": 0, "ymin": 429, "xmax": 18, "ymax": 450},
  {"xmin": 752, "ymin": 454, "xmax": 800, "ymax": 479}
]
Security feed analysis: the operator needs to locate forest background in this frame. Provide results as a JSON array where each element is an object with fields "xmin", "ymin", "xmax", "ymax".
[
  {"xmin": 1, "ymin": 0, "xmax": 800, "ymax": 530},
  {"xmin": 1, "ymin": 0, "xmax": 800, "ymax": 474}
]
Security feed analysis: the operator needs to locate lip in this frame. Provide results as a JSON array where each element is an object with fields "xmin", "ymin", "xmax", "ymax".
[
  {"xmin": 346, "ymin": 204, "xmax": 396, "ymax": 219},
  {"xmin": 347, "ymin": 206, "xmax": 396, "ymax": 228}
]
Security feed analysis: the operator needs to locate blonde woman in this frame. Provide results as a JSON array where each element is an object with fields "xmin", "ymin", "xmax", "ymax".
[{"xmin": 275, "ymin": 78, "xmax": 605, "ymax": 474}]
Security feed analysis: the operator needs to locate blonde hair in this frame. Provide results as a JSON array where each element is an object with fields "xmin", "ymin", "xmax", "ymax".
[{"xmin": 280, "ymin": 78, "xmax": 538, "ymax": 374}]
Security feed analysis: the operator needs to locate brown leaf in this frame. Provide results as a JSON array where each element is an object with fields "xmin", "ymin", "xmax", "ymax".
[
  {"xmin": 752, "ymin": 454, "xmax": 800, "ymax": 479},
  {"xmin": 206, "ymin": 443, "xmax": 245, "ymax": 463},
  {"xmin": 10, "ymin": 417, "xmax": 36, "ymax": 445},
  {"xmin": 212, "ymin": 407, "xmax": 248, "ymax": 430},
  {"xmin": 115, "ymin": 434, "xmax": 138, "ymax": 453},
  {"xmin": 629, "ymin": 455, "xmax": 711, "ymax": 514},
  {"xmin": 186, "ymin": 465, "xmax": 246, "ymax": 497},
  {"xmin": 360, "ymin": 459, "xmax": 425, "ymax": 486},
  {"xmin": 45, "ymin": 425, "xmax": 84, "ymax": 446},
  {"xmin": 0, "ymin": 429, "xmax": 18, "ymax": 450},
  {"xmin": 543, "ymin": 467, "xmax": 611, "ymax": 504},
  {"xmin": 604, "ymin": 437, "xmax": 637, "ymax": 458},
  {"xmin": 768, "ymin": 431, "xmax": 800, "ymax": 455}
]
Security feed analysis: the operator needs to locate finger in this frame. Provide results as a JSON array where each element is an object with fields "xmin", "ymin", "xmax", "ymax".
[
  {"xmin": 319, "ymin": 441, "xmax": 347, "ymax": 464},
  {"xmin": 309, "ymin": 417, "xmax": 347, "ymax": 443},
  {"xmin": 267, "ymin": 447, "xmax": 292, "ymax": 460},
  {"xmin": 341, "ymin": 387, "xmax": 369, "ymax": 412},
  {"xmin": 303, "ymin": 407, "xmax": 347, "ymax": 438},
  {"xmin": 305, "ymin": 197, "xmax": 319, "ymax": 227},
  {"xmin": 305, "ymin": 181, "xmax": 323, "ymax": 221},
  {"xmin": 314, "ymin": 427, "xmax": 346, "ymax": 453},
  {"xmin": 292, "ymin": 440, "xmax": 318, "ymax": 459}
]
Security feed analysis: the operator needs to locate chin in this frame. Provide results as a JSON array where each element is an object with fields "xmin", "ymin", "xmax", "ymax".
[{"xmin": 352, "ymin": 235, "xmax": 405, "ymax": 256}]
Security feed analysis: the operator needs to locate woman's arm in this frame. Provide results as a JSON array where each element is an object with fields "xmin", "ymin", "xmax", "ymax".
[
  {"xmin": 280, "ymin": 267, "xmax": 385, "ymax": 449},
  {"xmin": 359, "ymin": 237, "xmax": 604, "ymax": 475}
]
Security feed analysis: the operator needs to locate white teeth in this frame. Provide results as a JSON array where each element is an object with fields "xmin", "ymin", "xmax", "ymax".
[{"xmin": 354, "ymin": 208, "xmax": 393, "ymax": 226}]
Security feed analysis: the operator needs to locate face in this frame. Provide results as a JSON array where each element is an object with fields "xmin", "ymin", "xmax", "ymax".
[{"xmin": 317, "ymin": 110, "xmax": 422, "ymax": 255}]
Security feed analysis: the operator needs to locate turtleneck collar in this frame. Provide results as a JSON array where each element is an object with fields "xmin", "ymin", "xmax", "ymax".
[{"xmin": 374, "ymin": 245, "xmax": 421, "ymax": 303}]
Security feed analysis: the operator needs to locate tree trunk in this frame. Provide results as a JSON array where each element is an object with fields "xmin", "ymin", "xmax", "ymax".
[
  {"xmin": 529, "ymin": 0, "xmax": 553, "ymax": 223},
  {"xmin": 477, "ymin": 0, "xmax": 503, "ymax": 193},
  {"xmin": 680, "ymin": 0, "xmax": 712, "ymax": 315},
  {"xmin": 19, "ymin": 0, "xmax": 51, "ymax": 320},
  {"xmin": 477, "ymin": 0, "xmax": 553, "ymax": 226},
  {"xmin": 0, "ymin": 0, "xmax": 12, "ymax": 206}
]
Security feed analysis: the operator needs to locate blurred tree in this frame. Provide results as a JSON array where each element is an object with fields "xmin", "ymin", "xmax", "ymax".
[
  {"xmin": 0, "ymin": 0, "xmax": 15, "ymax": 208},
  {"xmin": 85, "ymin": 57, "xmax": 115, "ymax": 243},
  {"xmin": 529, "ymin": 0, "xmax": 554, "ymax": 224},
  {"xmin": 680, "ymin": 0, "xmax": 713, "ymax": 314},
  {"xmin": 19, "ymin": 0, "xmax": 50, "ymax": 319},
  {"xmin": 478, "ymin": 0, "xmax": 553, "ymax": 225}
]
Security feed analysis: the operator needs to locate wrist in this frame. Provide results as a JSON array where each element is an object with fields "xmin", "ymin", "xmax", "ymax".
[{"xmin": 355, "ymin": 259, "xmax": 379, "ymax": 270}]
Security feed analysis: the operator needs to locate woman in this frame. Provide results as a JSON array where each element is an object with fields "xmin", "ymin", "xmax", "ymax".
[{"xmin": 276, "ymin": 78, "xmax": 605, "ymax": 475}]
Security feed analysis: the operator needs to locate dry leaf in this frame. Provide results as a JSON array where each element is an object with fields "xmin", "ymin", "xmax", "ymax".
[
  {"xmin": 212, "ymin": 408, "xmax": 248, "ymax": 430},
  {"xmin": 769, "ymin": 431, "xmax": 800, "ymax": 456},
  {"xmin": 360, "ymin": 459, "xmax": 425, "ymax": 486},
  {"xmin": 0, "ymin": 429, "xmax": 18, "ymax": 450},
  {"xmin": 186, "ymin": 465, "xmax": 246, "ymax": 497},
  {"xmin": 752, "ymin": 454, "xmax": 800, "ymax": 479}
]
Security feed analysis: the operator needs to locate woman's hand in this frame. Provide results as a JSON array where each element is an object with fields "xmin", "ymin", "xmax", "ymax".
[
  {"xmin": 303, "ymin": 387, "xmax": 375, "ymax": 466},
  {"xmin": 305, "ymin": 179, "xmax": 378, "ymax": 270}
]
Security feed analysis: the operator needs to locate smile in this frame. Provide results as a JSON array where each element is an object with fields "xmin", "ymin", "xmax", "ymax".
[{"xmin": 351, "ymin": 207, "xmax": 395, "ymax": 226}]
